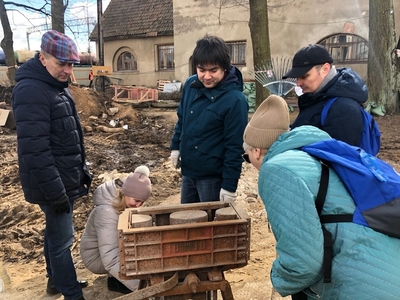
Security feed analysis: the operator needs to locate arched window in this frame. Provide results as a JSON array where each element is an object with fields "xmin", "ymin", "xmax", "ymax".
[
  {"xmin": 319, "ymin": 34, "xmax": 368, "ymax": 63},
  {"xmin": 117, "ymin": 51, "xmax": 137, "ymax": 71}
]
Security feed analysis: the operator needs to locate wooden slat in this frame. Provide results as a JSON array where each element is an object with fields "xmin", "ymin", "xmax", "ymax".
[{"xmin": 157, "ymin": 80, "xmax": 171, "ymax": 91}]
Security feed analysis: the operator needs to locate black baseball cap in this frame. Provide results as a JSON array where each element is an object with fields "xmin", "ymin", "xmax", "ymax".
[{"xmin": 282, "ymin": 44, "xmax": 333, "ymax": 79}]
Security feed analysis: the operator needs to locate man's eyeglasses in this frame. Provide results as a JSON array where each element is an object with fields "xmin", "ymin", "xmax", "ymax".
[{"xmin": 242, "ymin": 153, "xmax": 251, "ymax": 163}]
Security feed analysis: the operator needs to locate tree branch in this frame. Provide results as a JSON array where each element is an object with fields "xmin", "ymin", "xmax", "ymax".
[{"xmin": 4, "ymin": 1, "xmax": 50, "ymax": 16}]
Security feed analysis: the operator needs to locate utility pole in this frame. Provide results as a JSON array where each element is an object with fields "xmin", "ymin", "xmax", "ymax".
[
  {"xmin": 97, "ymin": 0, "xmax": 105, "ymax": 92},
  {"xmin": 26, "ymin": 23, "xmax": 50, "ymax": 50},
  {"xmin": 86, "ymin": 5, "xmax": 92, "ymax": 65}
]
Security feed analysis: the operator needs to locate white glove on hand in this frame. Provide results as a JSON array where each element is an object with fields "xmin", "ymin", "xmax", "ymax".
[
  {"xmin": 170, "ymin": 150, "xmax": 180, "ymax": 169},
  {"xmin": 219, "ymin": 188, "xmax": 236, "ymax": 201}
]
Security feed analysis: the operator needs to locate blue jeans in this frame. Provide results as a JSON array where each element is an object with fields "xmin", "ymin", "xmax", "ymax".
[
  {"xmin": 181, "ymin": 176, "xmax": 221, "ymax": 203},
  {"xmin": 40, "ymin": 201, "xmax": 83, "ymax": 300}
]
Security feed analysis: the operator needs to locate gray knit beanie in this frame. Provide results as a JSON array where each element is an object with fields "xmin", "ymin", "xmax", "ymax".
[
  {"xmin": 243, "ymin": 95, "xmax": 290, "ymax": 150},
  {"xmin": 120, "ymin": 166, "xmax": 151, "ymax": 201}
]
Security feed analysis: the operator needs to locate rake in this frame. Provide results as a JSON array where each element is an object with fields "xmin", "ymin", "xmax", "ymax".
[{"xmin": 250, "ymin": 56, "xmax": 297, "ymax": 97}]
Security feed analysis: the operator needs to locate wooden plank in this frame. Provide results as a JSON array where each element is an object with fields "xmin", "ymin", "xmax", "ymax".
[
  {"xmin": 111, "ymin": 85, "xmax": 159, "ymax": 102},
  {"xmin": 157, "ymin": 80, "xmax": 171, "ymax": 91}
]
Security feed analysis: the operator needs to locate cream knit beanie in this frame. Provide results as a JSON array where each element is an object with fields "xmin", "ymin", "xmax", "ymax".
[
  {"xmin": 121, "ymin": 166, "xmax": 151, "ymax": 201},
  {"xmin": 243, "ymin": 95, "xmax": 290, "ymax": 149}
]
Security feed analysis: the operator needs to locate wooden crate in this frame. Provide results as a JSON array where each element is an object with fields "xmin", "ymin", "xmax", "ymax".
[
  {"xmin": 111, "ymin": 85, "xmax": 159, "ymax": 103},
  {"xmin": 157, "ymin": 80, "xmax": 171, "ymax": 91},
  {"xmin": 118, "ymin": 201, "xmax": 251, "ymax": 280}
]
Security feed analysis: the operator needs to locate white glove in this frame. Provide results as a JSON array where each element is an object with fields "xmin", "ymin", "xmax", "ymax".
[
  {"xmin": 170, "ymin": 150, "xmax": 180, "ymax": 169},
  {"xmin": 219, "ymin": 188, "xmax": 236, "ymax": 201}
]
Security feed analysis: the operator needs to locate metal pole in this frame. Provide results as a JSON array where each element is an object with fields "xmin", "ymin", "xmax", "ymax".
[
  {"xmin": 26, "ymin": 32, "xmax": 30, "ymax": 50},
  {"xmin": 97, "ymin": 0, "xmax": 105, "ymax": 92}
]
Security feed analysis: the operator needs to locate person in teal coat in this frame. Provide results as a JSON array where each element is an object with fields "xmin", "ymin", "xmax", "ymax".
[{"xmin": 242, "ymin": 95, "xmax": 400, "ymax": 299}]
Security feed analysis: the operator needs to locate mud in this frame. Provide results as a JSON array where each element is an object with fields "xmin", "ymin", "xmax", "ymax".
[{"xmin": 1, "ymin": 84, "xmax": 400, "ymax": 300}]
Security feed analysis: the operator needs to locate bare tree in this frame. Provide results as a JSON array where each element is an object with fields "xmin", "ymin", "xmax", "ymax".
[
  {"xmin": 249, "ymin": 0, "xmax": 270, "ymax": 108},
  {"xmin": 52, "ymin": 0, "xmax": 68, "ymax": 33},
  {"xmin": 367, "ymin": 0, "xmax": 400, "ymax": 114},
  {"xmin": 0, "ymin": 0, "xmax": 16, "ymax": 84},
  {"xmin": 0, "ymin": 1, "xmax": 68, "ymax": 83}
]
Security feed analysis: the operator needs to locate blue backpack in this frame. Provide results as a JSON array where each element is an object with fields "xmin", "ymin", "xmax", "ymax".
[
  {"xmin": 321, "ymin": 97, "xmax": 381, "ymax": 156},
  {"xmin": 302, "ymin": 139, "xmax": 400, "ymax": 282}
]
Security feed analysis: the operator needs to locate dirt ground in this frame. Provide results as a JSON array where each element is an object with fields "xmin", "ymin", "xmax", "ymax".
[{"xmin": 1, "ymin": 84, "xmax": 400, "ymax": 300}]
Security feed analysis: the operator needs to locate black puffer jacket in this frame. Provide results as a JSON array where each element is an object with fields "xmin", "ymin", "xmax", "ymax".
[
  {"xmin": 12, "ymin": 53, "xmax": 92, "ymax": 205},
  {"xmin": 290, "ymin": 67, "xmax": 367, "ymax": 147}
]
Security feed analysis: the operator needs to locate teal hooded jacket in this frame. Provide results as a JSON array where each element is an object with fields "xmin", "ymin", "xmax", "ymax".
[{"xmin": 258, "ymin": 125, "xmax": 400, "ymax": 299}]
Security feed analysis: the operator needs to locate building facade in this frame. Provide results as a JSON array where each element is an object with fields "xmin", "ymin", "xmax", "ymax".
[{"xmin": 94, "ymin": 0, "xmax": 400, "ymax": 87}]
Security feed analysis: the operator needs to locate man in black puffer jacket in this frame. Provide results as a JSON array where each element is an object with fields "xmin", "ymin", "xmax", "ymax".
[
  {"xmin": 12, "ymin": 30, "xmax": 92, "ymax": 300},
  {"xmin": 283, "ymin": 44, "xmax": 375, "ymax": 151}
]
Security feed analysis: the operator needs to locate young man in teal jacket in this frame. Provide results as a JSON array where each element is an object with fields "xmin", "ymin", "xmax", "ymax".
[
  {"xmin": 242, "ymin": 95, "xmax": 400, "ymax": 299},
  {"xmin": 170, "ymin": 35, "xmax": 249, "ymax": 203}
]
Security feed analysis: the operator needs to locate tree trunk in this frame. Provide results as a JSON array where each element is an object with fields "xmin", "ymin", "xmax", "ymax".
[
  {"xmin": 51, "ymin": 0, "xmax": 66, "ymax": 33},
  {"xmin": 367, "ymin": 0, "xmax": 400, "ymax": 114},
  {"xmin": 0, "ymin": 0, "xmax": 16, "ymax": 85},
  {"xmin": 249, "ymin": 0, "xmax": 271, "ymax": 108}
]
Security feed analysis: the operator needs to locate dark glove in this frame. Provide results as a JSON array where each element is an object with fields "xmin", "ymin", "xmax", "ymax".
[{"xmin": 50, "ymin": 194, "xmax": 71, "ymax": 214}]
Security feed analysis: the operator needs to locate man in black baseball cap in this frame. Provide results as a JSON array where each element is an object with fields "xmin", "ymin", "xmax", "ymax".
[
  {"xmin": 282, "ymin": 44, "xmax": 333, "ymax": 79},
  {"xmin": 286, "ymin": 44, "xmax": 373, "ymax": 150}
]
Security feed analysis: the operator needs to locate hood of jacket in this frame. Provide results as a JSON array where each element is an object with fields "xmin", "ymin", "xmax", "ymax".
[
  {"xmin": 222, "ymin": 65, "xmax": 244, "ymax": 88},
  {"xmin": 265, "ymin": 125, "xmax": 331, "ymax": 163},
  {"xmin": 298, "ymin": 67, "xmax": 368, "ymax": 108},
  {"xmin": 93, "ymin": 180, "xmax": 118, "ymax": 207},
  {"xmin": 15, "ymin": 53, "xmax": 68, "ymax": 90},
  {"xmin": 190, "ymin": 65, "xmax": 244, "ymax": 92}
]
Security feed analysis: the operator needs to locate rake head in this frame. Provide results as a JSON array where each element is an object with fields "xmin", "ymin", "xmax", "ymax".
[{"xmin": 250, "ymin": 56, "xmax": 297, "ymax": 97}]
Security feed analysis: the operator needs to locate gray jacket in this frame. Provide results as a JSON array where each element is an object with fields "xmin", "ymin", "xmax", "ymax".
[{"xmin": 80, "ymin": 180, "xmax": 139, "ymax": 291}]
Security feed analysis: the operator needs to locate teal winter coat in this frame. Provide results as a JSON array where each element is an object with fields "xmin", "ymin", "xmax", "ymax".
[{"xmin": 258, "ymin": 125, "xmax": 400, "ymax": 299}]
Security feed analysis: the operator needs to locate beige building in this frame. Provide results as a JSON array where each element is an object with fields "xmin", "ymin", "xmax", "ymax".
[
  {"xmin": 90, "ymin": 0, "xmax": 174, "ymax": 88},
  {"xmin": 91, "ymin": 0, "xmax": 400, "ymax": 87}
]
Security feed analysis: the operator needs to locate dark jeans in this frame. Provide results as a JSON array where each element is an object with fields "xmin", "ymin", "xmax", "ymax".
[
  {"xmin": 180, "ymin": 176, "xmax": 221, "ymax": 203},
  {"xmin": 40, "ymin": 201, "xmax": 83, "ymax": 300}
]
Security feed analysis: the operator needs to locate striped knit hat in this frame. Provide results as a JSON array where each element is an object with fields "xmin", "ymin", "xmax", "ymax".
[
  {"xmin": 40, "ymin": 30, "xmax": 80, "ymax": 63},
  {"xmin": 243, "ymin": 95, "xmax": 290, "ymax": 150}
]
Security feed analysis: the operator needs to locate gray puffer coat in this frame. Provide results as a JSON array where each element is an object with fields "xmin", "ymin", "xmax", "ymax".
[{"xmin": 80, "ymin": 180, "xmax": 139, "ymax": 291}]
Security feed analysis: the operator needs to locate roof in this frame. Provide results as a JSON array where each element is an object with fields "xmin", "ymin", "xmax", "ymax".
[{"xmin": 90, "ymin": 0, "xmax": 173, "ymax": 41}]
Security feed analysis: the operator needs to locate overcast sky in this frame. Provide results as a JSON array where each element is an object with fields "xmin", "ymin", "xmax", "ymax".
[{"xmin": 0, "ymin": 0, "xmax": 110, "ymax": 55}]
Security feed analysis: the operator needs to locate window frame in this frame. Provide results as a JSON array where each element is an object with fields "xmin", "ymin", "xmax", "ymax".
[
  {"xmin": 319, "ymin": 34, "xmax": 368, "ymax": 64},
  {"xmin": 226, "ymin": 40, "xmax": 246, "ymax": 66},
  {"xmin": 157, "ymin": 44, "xmax": 175, "ymax": 70},
  {"xmin": 116, "ymin": 51, "xmax": 137, "ymax": 72}
]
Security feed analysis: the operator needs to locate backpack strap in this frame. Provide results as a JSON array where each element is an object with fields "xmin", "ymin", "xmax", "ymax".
[
  {"xmin": 315, "ymin": 160, "xmax": 333, "ymax": 283},
  {"xmin": 316, "ymin": 161, "xmax": 353, "ymax": 222},
  {"xmin": 321, "ymin": 97, "xmax": 338, "ymax": 126},
  {"xmin": 315, "ymin": 160, "xmax": 329, "ymax": 214},
  {"xmin": 314, "ymin": 159, "xmax": 353, "ymax": 283}
]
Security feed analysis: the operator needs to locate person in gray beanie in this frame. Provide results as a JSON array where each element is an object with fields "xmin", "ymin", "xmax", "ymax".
[
  {"xmin": 80, "ymin": 166, "xmax": 151, "ymax": 294},
  {"xmin": 242, "ymin": 95, "xmax": 400, "ymax": 299}
]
